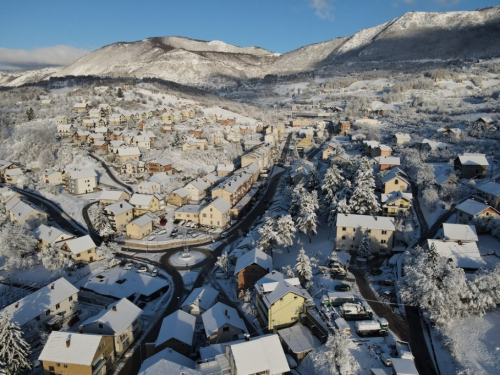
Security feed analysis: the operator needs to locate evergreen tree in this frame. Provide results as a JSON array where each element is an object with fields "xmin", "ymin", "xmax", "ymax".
[
  {"xmin": 306, "ymin": 166, "xmax": 320, "ymax": 191},
  {"xmin": 297, "ymin": 190, "xmax": 319, "ymax": 243},
  {"xmin": 39, "ymin": 244, "xmax": 64, "ymax": 272},
  {"xmin": 0, "ymin": 223, "xmax": 38, "ymax": 271},
  {"xmin": 349, "ymin": 157, "xmax": 380, "ymax": 215},
  {"xmin": 294, "ymin": 248, "xmax": 312, "ymax": 281},
  {"xmin": 322, "ymin": 164, "xmax": 345, "ymax": 205},
  {"xmin": 289, "ymin": 182, "xmax": 305, "ymax": 217},
  {"xmin": 116, "ymin": 88, "xmax": 124, "ymax": 98},
  {"xmin": 216, "ymin": 252, "xmax": 229, "ymax": 275},
  {"xmin": 92, "ymin": 208, "xmax": 115, "ymax": 237},
  {"xmin": 0, "ymin": 311, "xmax": 31, "ymax": 374},
  {"xmin": 357, "ymin": 231, "xmax": 372, "ymax": 258},
  {"xmin": 96, "ymin": 242, "xmax": 119, "ymax": 263},
  {"xmin": 25, "ymin": 107, "xmax": 35, "ymax": 121},
  {"xmin": 276, "ymin": 214, "xmax": 296, "ymax": 253},
  {"xmin": 258, "ymin": 217, "xmax": 278, "ymax": 255}
]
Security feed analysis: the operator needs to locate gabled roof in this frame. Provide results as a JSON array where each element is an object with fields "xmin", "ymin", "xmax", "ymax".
[
  {"xmin": 205, "ymin": 197, "xmax": 231, "ymax": 213},
  {"xmin": 155, "ymin": 310, "xmax": 196, "ymax": 347},
  {"xmin": 99, "ymin": 189, "xmax": 128, "ymax": 201},
  {"xmin": 33, "ymin": 224, "xmax": 73, "ymax": 244},
  {"xmin": 64, "ymin": 168, "xmax": 97, "ymax": 179},
  {"xmin": 171, "ymin": 187, "xmax": 190, "ymax": 198},
  {"xmin": 129, "ymin": 214, "xmax": 154, "ymax": 227},
  {"xmin": 427, "ymin": 239, "xmax": 485, "ymax": 269},
  {"xmin": 336, "ymin": 214, "xmax": 395, "ymax": 231},
  {"xmin": 81, "ymin": 298, "xmax": 142, "ymax": 335},
  {"xmin": 186, "ymin": 177, "xmax": 209, "ymax": 191},
  {"xmin": 457, "ymin": 153, "xmax": 489, "ymax": 166},
  {"xmin": 60, "ymin": 235, "xmax": 96, "ymax": 255},
  {"xmin": 477, "ymin": 181, "xmax": 500, "ymax": 197},
  {"xmin": 138, "ymin": 348, "xmax": 199, "ymax": 375},
  {"xmin": 374, "ymin": 156, "xmax": 400, "ymax": 165},
  {"xmin": 39, "ymin": 332, "xmax": 103, "ymax": 366},
  {"xmin": 202, "ymin": 302, "xmax": 247, "ymax": 337},
  {"xmin": 262, "ymin": 280, "xmax": 308, "ymax": 307},
  {"xmin": 3, "ymin": 277, "xmax": 78, "ymax": 327},
  {"xmin": 229, "ymin": 334, "xmax": 290, "ymax": 375},
  {"xmin": 441, "ymin": 223, "xmax": 478, "ymax": 242},
  {"xmin": 105, "ymin": 201, "xmax": 134, "ymax": 215},
  {"xmin": 130, "ymin": 193, "xmax": 155, "ymax": 206},
  {"xmin": 455, "ymin": 199, "xmax": 498, "ymax": 216},
  {"xmin": 435, "ymin": 174, "xmax": 456, "ymax": 186},
  {"xmin": 117, "ymin": 147, "xmax": 141, "ymax": 156},
  {"xmin": 10, "ymin": 199, "xmax": 46, "ymax": 221},
  {"xmin": 234, "ymin": 248, "xmax": 273, "ymax": 275},
  {"xmin": 381, "ymin": 191, "xmax": 412, "ymax": 205},
  {"xmin": 182, "ymin": 286, "xmax": 219, "ymax": 312}
]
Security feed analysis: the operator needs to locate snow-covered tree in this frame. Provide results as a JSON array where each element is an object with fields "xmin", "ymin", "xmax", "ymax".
[
  {"xmin": 258, "ymin": 217, "xmax": 278, "ymax": 254},
  {"xmin": 322, "ymin": 164, "xmax": 345, "ymax": 205},
  {"xmin": 0, "ymin": 311, "xmax": 31, "ymax": 374},
  {"xmin": 466, "ymin": 265, "xmax": 500, "ymax": 315},
  {"xmin": 297, "ymin": 190, "xmax": 319, "ymax": 243},
  {"xmin": 295, "ymin": 248, "xmax": 313, "ymax": 281},
  {"xmin": 357, "ymin": 231, "xmax": 372, "ymax": 258},
  {"xmin": 306, "ymin": 166, "xmax": 320, "ymax": 191},
  {"xmin": 216, "ymin": 252, "xmax": 229, "ymax": 275},
  {"xmin": 92, "ymin": 208, "xmax": 115, "ymax": 237},
  {"xmin": 325, "ymin": 330, "xmax": 359, "ymax": 375},
  {"xmin": 276, "ymin": 214, "xmax": 296, "ymax": 253},
  {"xmin": 336, "ymin": 197, "xmax": 351, "ymax": 215},
  {"xmin": 416, "ymin": 163, "xmax": 436, "ymax": 189},
  {"xmin": 39, "ymin": 244, "xmax": 64, "ymax": 272},
  {"xmin": 289, "ymin": 182, "xmax": 306, "ymax": 217},
  {"xmin": 96, "ymin": 242, "xmax": 120, "ymax": 263},
  {"xmin": 395, "ymin": 223, "xmax": 415, "ymax": 246},
  {"xmin": 349, "ymin": 157, "xmax": 380, "ymax": 215},
  {"xmin": 0, "ymin": 202, "xmax": 8, "ymax": 225},
  {"xmin": 422, "ymin": 187, "xmax": 439, "ymax": 212},
  {"xmin": 0, "ymin": 223, "xmax": 38, "ymax": 271}
]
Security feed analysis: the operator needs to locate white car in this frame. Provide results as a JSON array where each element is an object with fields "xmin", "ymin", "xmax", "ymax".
[
  {"xmin": 148, "ymin": 234, "xmax": 156, "ymax": 241},
  {"xmin": 151, "ymin": 268, "xmax": 158, "ymax": 277},
  {"xmin": 136, "ymin": 266, "xmax": 148, "ymax": 273},
  {"xmin": 157, "ymin": 229, "xmax": 167, "ymax": 235},
  {"xmin": 124, "ymin": 263, "xmax": 133, "ymax": 270}
]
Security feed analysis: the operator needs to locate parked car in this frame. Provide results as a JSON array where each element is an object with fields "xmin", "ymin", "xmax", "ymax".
[
  {"xmin": 157, "ymin": 229, "xmax": 167, "ymax": 235},
  {"xmin": 151, "ymin": 268, "xmax": 158, "ymax": 277},
  {"xmin": 179, "ymin": 220, "xmax": 185, "ymax": 226},
  {"xmin": 136, "ymin": 266, "xmax": 148, "ymax": 273},
  {"xmin": 159, "ymin": 218, "xmax": 167, "ymax": 226},
  {"xmin": 66, "ymin": 314, "xmax": 80, "ymax": 327},
  {"xmin": 125, "ymin": 263, "xmax": 133, "ymax": 270},
  {"xmin": 148, "ymin": 234, "xmax": 156, "ymax": 241},
  {"xmin": 172, "ymin": 227, "xmax": 178, "ymax": 234},
  {"xmin": 378, "ymin": 280, "xmax": 395, "ymax": 287},
  {"xmin": 370, "ymin": 268, "xmax": 383, "ymax": 276},
  {"xmin": 334, "ymin": 283, "xmax": 351, "ymax": 292}
]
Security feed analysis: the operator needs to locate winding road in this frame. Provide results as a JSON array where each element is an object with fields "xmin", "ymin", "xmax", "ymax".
[{"xmin": 88, "ymin": 153, "xmax": 134, "ymax": 193}]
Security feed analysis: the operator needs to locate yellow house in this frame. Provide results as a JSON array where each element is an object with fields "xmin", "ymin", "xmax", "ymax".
[
  {"xmin": 381, "ymin": 192, "xmax": 412, "ymax": 217},
  {"xmin": 98, "ymin": 190, "xmax": 131, "ymax": 209},
  {"xmin": 161, "ymin": 112, "xmax": 174, "ymax": 122},
  {"xmin": 116, "ymin": 147, "xmax": 141, "ymax": 163},
  {"xmin": 296, "ymin": 139, "xmax": 314, "ymax": 148},
  {"xmin": 57, "ymin": 235, "xmax": 103, "ymax": 263},
  {"xmin": 381, "ymin": 169, "xmax": 409, "ymax": 194},
  {"xmin": 335, "ymin": 214, "xmax": 395, "ymax": 254},
  {"xmin": 39, "ymin": 332, "xmax": 115, "ymax": 375},
  {"xmin": 104, "ymin": 201, "xmax": 134, "ymax": 232},
  {"xmin": 34, "ymin": 224, "xmax": 75, "ymax": 249},
  {"xmin": 129, "ymin": 193, "xmax": 164, "ymax": 216},
  {"xmin": 126, "ymin": 214, "xmax": 154, "ymax": 240},
  {"xmin": 255, "ymin": 271, "xmax": 310, "ymax": 331},
  {"xmin": 199, "ymin": 197, "xmax": 231, "ymax": 228},
  {"xmin": 174, "ymin": 204, "xmax": 202, "ymax": 224},
  {"xmin": 7, "ymin": 198, "xmax": 48, "ymax": 224},
  {"xmin": 167, "ymin": 188, "xmax": 190, "ymax": 207}
]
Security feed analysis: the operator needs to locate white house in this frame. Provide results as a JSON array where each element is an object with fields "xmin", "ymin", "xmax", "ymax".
[
  {"xmin": 63, "ymin": 169, "xmax": 98, "ymax": 194},
  {"xmin": 184, "ymin": 178, "xmax": 209, "ymax": 202},
  {"xmin": 202, "ymin": 302, "xmax": 247, "ymax": 344},
  {"xmin": 180, "ymin": 286, "xmax": 219, "ymax": 323}
]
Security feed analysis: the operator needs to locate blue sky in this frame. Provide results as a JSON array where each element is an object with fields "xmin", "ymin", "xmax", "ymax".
[{"xmin": 0, "ymin": 0, "xmax": 498, "ymax": 69}]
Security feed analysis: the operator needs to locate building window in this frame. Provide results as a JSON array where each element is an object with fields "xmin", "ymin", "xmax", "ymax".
[
  {"xmin": 99, "ymin": 323, "xmax": 103, "ymax": 329},
  {"xmin": 382, "ymin": 230, "xmax": 387, "ymax": 235},
  {"xmin": 353, "ymin": 228, "xmax": 355, "ymax": 232},
  {"xmin": 395, "ymin": 179, "xmax": 399, "ymax": 184},
  {"xmin": 342, "ymin": 227, "xmax": 346, "ymax": 231},
  {"xmin": 381, "ymin": 240, "xmax": 387, "ymax": 244},
  {"xmin": 88, "ymin": 250, "xmax": 92, "ymax": 253},
  {"xmin": 57, "ymin": 364, "xmax": 60, "ymax": 367},
  {"xmin": 367, "ymin": 229, "xmax": 371, "ymax": 233},
  {"xmin": 76, "ymin": 253, "xmax": 81, "ymax": 258},
  {"xmin": 46, "ymin": 310, "xmax": 50, "ymax": 316},
  {"xmin": 64, "ymin": 365, "xmax": 67, "ymax": 368},
  {"xmin": 341, "ymin": 236, "xmax": 346, "ymax": 240},
  {"xmin": 56, "ymin": 304, "xmax": 60, "ymax": 309},
  {"xmin": 69, "ymin": 296, "xmax": 73, "ymax": 302}
]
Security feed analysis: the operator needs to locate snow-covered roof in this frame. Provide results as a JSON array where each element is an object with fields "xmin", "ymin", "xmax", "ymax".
[
  {"xmin": 155, "ymin": 310, "xmax": 196, "ymax": 347},
  {"xmin": 455, "ymin": 199, "xmax": 496, "ymax": 216},
  {"xmin": 99, "ymin": 189, "xmax": 128, "ymax": 201},
  {"xmin": 262, "ymin": 280, "xmax": 309, "ymax": 307},
  {"xmin": 435, "ymin": 174, "xmax": 456, "ymax": 186},
  {"xmin": 228, "ymin": 334, "xmax": 289, "ymax": 375},
  {"xmin": 39, "ymin": 332, "xmax": 103, "ymax": 366},
  {"xmin": 441, "ymin": 223, "xmax": 478, "ymax": 242},
  {"xmin": 176, "ymin": 204, "xmax": 202, "ymax": 214},
  {"xmin": 394, "ymin": 132, "xmax": 411, "ymax": 140},
  {"xmin": 203, "ymin": 173, "xmax": 218, "ymax": 184},
  {"xmin": 130, "ymin": 193, "xmax": 155, "ymax": 206},
  {"xmin": 117, "ymin": 147, "xmax": 141, "ymax": 156},
  {"xmin": 151, "ymin": 157, "xmax": 172, "ymax": 166},
  {"xmin": 206, "ymin": 197, "xmax": 231, "ymax": 213},
  {"xmin": 428, "ymin": 239, "xmax": 485, "ymax": 269},
  {"xmin": 171, "ymin": 187, "xmax": 190, "ymax": 198},
  {"xmin": 277, "ymin": 324, "xmax": 321, "ymax": 354},
  {"xmin": 202, "ymin": 302, "xmax": 247, "ymax": 337},
  {"xmin": 5, "ymin": 168, "xmax": 23, "ymax": 176},
  {"xmin": 234, "ymin": 248, "xmax": 273, "ymax": 275},
  {"xmin": 76, "ymin": 267, "xmax": 168, "ymax": 299},
  {"xmin": 478, "ymin": 181, "xmax": 500, "ymax": 197},
  {"xmin": 374, "ymin": 156, "xmax": 400, "ymax": 165},
  {"xmin": 420, "ymin": 139, "xmax": 449, "ymax": 150},
  {"xmin": 213, "ymin": 171, "xmax": 253, "ymax": 194},
  {"xmin": 138, "ymin": 347, "xmax": 199, "ymax": 375},
  {"xmin": 458, "ymin": 153, "xmax": 489, "ymax": 166},
  {"xmin": 60, "ymin": 235, "xmax": 96, "ymax": 255},
  {"xmin": 129, "ymin": 214, "xmax": 154, "ymax": 227},
  {"xmin": 336, "ymin": 214, "xmax": 395, "ymax": 231},
  {"xmin": 10, "ymin": 199, "xmax": 46, "ymax": 221},
  {"xmin": 381, "ymin": 191, "xmax": 412, "ymax": 204},
  {"xmin": 182, "ymin": 286, "xmax": 219, "ymax": 312},
  {"xmin": 105, "ymin": 201, "xmax": 134, "ymax": 215},
  {"xmin": 391, "ymin": 358, "xmax": 419, "ymax": 375},
  {"xmin": 65, "ymin": 168, "xmax": 97, "ymax": 180},
  {"xmin": 186, "ymin": 177, "xmax": 209, "ymax": 191},
  {"xmin": 33, "ymin": 224, "xmax": 73, "ymax": 244},
  {"xmin": 2, "ymin": 277, "xmax": 78, "ymax": 327},
  {"xmin": 81, "ymin": 298, "xmax": 142, "ymax": 335},
  {"xmin": 380, "ymin": 170, "xmax": 409, "ymax": 185}
]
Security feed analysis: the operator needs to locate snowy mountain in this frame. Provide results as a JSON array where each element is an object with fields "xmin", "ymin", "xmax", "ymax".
[{"xmin": 2, "ymin": 7, "xmax": 500, "ymax": 87}]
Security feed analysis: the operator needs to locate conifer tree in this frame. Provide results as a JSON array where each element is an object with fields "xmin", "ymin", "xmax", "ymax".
[{"xmin": 0, "ymin": 311, "xmax": 31, "ymax": 374}]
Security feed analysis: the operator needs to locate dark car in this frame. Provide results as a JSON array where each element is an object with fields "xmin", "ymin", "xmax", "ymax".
[
  {"xmin": 67, "ymin": 314, "xmax": 80, "ymax": 327},
  {"xmin": 159, "ymin": 218, "xmax": 167, "ymax": 226},
  {"xmin": 334, "ymin": 284, "xmax": 351, "ymax": 292},
  {"xmin": 370, "ymin": 268, "xmax": 383, "ymax": 276},
  {"xmin": 378, "ymin": 280, "xmax": 395, "ymax": 286}
]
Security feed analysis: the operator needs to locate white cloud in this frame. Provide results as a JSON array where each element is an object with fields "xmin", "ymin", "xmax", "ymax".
[
  {"xmin": 0, "ymin": 45, "xmax": 89, "ymax": 70},
  {"xmin": 309, "ymin": 0, "xmax": 335, "ymax": 21}
]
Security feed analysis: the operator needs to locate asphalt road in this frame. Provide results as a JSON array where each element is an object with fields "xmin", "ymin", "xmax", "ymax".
[{"xmin": 88, "ymin": 153, "xmax": 134, "ymax": 193}]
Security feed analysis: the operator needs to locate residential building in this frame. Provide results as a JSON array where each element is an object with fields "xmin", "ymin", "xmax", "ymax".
[
  {"xmin": 0, "ymin": 160, "xmax": 21, "ymax": 183},
  {"xmin": 1, "ymin": 277, "xmax": 78, "ymax": 334},
  {"xmin": 234, "ymin": 248, "xmax": 273, "ymax": 291},
  {"xmin": 56, "ymin": 235, "xmax": 102, "ymax": 263},
  {"xmin": 104, "ymin": 201, "xmax": 134, "ymax": 232},
  {"xmin": 277, "ymin": 324, "xmax": 321, "ymax": 363},
  {"xmin": 202, "ymin": 302, "xmax": 247, "ymax": 344},
  {"xmin": 335, "ymin": 214, "xmax": 395, "ymax": 254},
  {"xmin": 57, "ymin": 124, "xmax": 74, "ymax": 137},
  {"xmin": 80, "ymin": 298, "xmax": 143, "ymax": 356},
  {"xmin": 129, "ymin": 193, "xmax": 164, "ymax": 215},
  {"xmin": 454, "ymin": 153, "xmax": 489, "ymax": 179},
  {"xmin": 477, "ymin": 181, "xmax": 500, "ymax": 209},
  {"xmin": 184, "ymin": 178, "xmax": 209, "ymax": 202},
  {"xmin": 55, "ymin": 115, "xmax": 71, "ymax": 125},
  {"xmin": 8, "ymin": 198, "xmax": 48, "ymax": 224},
  {"xmin": 109, "ymin": 113, "xmax": 126, "ymax": 125},
  {"xmin": 200, "ymin": 197, "xmax": 231, "ymax": 228},
  {"xmin": 138, "ymin": 347, "xmax": 200, "ymax": 375},
  {"xmin": 381, "ymin": 169, "xmax": 409, "ymax": 194},
  {"xmin": 33, "ymin": 224, "xmax": 74, "ymax": 249},
  {"xmin": 370, "ymin": 145, "xmax": 392, "ymax": 158},
  {"xmin": 182, "ymin": 138, "xmax": 208, "ymax": 151},
  {"xmin": 39, "ymin": 332, "xmax": 115, "ymax": 375},
  {"xmin": 393, "ymin": 132, "xmax": 411, "ymax": 145},
  {"xmin": 120, "ymin": 159, "xmax": 145, "ymax": 177},
  {"xmin": 4, "ymin": 167, "xmax": 24, "ymax": 185},
  {"xmin": 440, "ymin": 223, "xmax": 478, "ymax": 242},
  {"xmin": 202, "ymin": 173, "xmax": 219, "ymax": 186},
  {"xmin": 241, "ymin": 143, "xmax": 273, "ymax": 171},
  {"xmin": 180, "ymin": 286, "xmax": 219, "ymax": 323},
  {"xmin": 73, "ymin": 102, "xmax": 90, "ymax": 112},
  {"xmin": 147, "ymin": 158, "xmax": 172, "ymax": 174},
  {"xmin": 381, "ymin": 191, "xmax": 412, "ymax": 217},
  {"xmin": 374, "ymin": 156, "xmax": 400, "ymax": 171},
  {"xmin": 149, "ymin": 310, "xmax": 196, "ymax": 357},
  {"xmin": 98, "ymin": 190, "xmax": 131, "ymax": 208},
  {"xmin": 136, "ymin": 180, "xmax": 161, "ymax": 195},
  {"xmin": 116, "ymin": 147, "xmax": 141, "ymax": 163},
  {"xmin": 217, "ymin": 163, "xmax": 235, "ymax": 177},
  {"xmin": 167, "ymin": 188, "xmax": 191, "ymax": 207},
  {"xmin": 126, "ymin": 214, "xmax": 154, "ymax": 240},
  {"xmin": 62, "ymin": 169, "xmax": 98, "ymax": 194},
  {"xmin": 133, "ymin": 135, "xmax": 151, "ymax": 150},
  {"xmin": 427, "ymin": 239, "xmax": 485, "ymax": 272},
  {"xmin": 334, "ymin": 120, "xmax": 351, "ymax": 136},
  {"xmin": 211, "ymin": 170, "xmax": 256, "ymax": 207},
  {"xmin": 174, "ymin": 204, "xmax": 202, "ymax": 224},
  {"xmin": 455, "ymin": 199, "xmax": 500, "ymax": 230}
]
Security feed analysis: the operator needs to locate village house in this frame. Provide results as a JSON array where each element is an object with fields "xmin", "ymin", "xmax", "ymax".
[
  {"xmin": 381, "ymin": 168, "xmax": 409, "ymax": 194},
  {"xmin": 55, "ymin": 115, "xmax": 71, "ymax": 125},
  {"xmin": 234, "ymin": 248, "xmax": 273, "ymax": 291},
  {"xmin": 381, "ymin": 191, "xmax": 412, "ymax": 217},
  {"xmin": 80, "ymin": 298, "xmax": 143, "ymax": 356},
  {"xmin": 185, "ymin": 178, "xmax": 209, "ymax": 202},
  {"xmin": 133, "ymin": 135, "xmax": 151, "ymax": 150},
  {"xmin": 335, "ymin": 214, "xmax": 395, "ymax": 254},
  {"xmin": 290, "ymin": 159, "xmax": 315, "ymax": 185},
  {"xmin": 120, "ymin": 159, "xmax": 145, "ymax": 177},
  {"xmin": 416, "ymin": 139, "xmax": 450, "ymax": 152},
  {"xmin": 0, "ymin": 187, "xmax": 20, "ymax": 204},
  {"xmin": 148, "ymin": 310, "xmax": 196, "ymax": 357},
  {"xmin": 199, "ymin": 197, "xmax": 231, "ymax": 228},
  {"xmin": 104, "ymin": 201, "xmax": 134, "ymax": 232},
  {"xmin": 374, "ymin": 156, "xmax": 401, "ymax": 171},
  {"xmin": 455, "ymin": 199, "xmax": 500, "ymax": 230},
  {"xmin": 7, "ymin": 197, "xmax": 48, "ymax": 224},
  {"xmin": 202, "ymin": 302, "xmax": 247, "ymax": 344},
  {"xmin": 255, "ymin": 271, "xmax": 311, "ymax": 331},
  {"xmin": 167, "ymin": 188, "xmax": 191, "ymax": 207},
  {"xmin": 370, "ymin": 144, "xmax": 392, "ymax": 158},
  {"xmin": 116, "ymin": 147, "xmax": 141, "ymax": 163},
  {"xmin": 454, "ymin": 153, "xmax": 489, "ymax": 179},
  {"xmin": 393, "ymin": 132, "xmax": 411, "ymax": 145},
  {"xmin": 109, "ymin": 113, "xmax": 126, "ymax": 126},
  {"xmin": 334, "ymin": 120, "xmax": 351, "ymax": 136},
  {"xmin": 57, "ymin": 124, "xmax": 74, "ymax": 137},
  {"xmin": 56, "ymin": 235, "xmax": 102, "ymax": 263},
  {"xmin": 1, "ymin": 277, "xmax": 78, "ymax": 335},
  {"xmin": 434, "ymin": 174, "xmax": 457, "ymax": 191},
  {"xmin": 477, "ymin": 181, "xmax": 500, "ymax": 210},
  {"xmin": 136, "ymin": 180, "xmax": 161, "ymax": 195},
  {"xmin": 174, "ymin": 204, "xmax": 202, "ymax": 224},
  {"xmin": 39, "ymin": 332, "xmax": 115, "ymax": 375},
  {"xmin": 188, "ymin": 127, "xmax": 204, "ymax": 139},
  {"xmin": 217, "ymin": 163, "xmax": 235, "ymax": 177},
  {"xmin": 182, "ymin": 138, "xmax": 208, "ymax": 151},
  {"xmin": 62, "ymin": 168, "xmax": 98, "ymax": 194},
  {"xmin": 147, "ymin": 158, "xmax": 172, "ymax": 174},
  {"xmin": 241, "ymin": 144, "xmax": 273, "ymax": 171},
  {"xmin": 4, "ymin": 167, "xmax": 24, "ymax": 185},
  {"xmin": 33, "ymin": 224, "xmax": 74, "ymax": 249},
  {"xmin": 138, "ymin": 348, "xmax": 199, "ymax": 375},
  {"xmin": 244, "ymin": 139, "xmax": 263, "ymax": 151},
  {"xmin": 321, "ymin": 142, "xmax": 341, "ymax": 160},
  {"xmin": 98, "ymin": 190, "xmax": 131, "ymax": 208},
  {"xmin": 202, "ymin": 173, "xmax": 219, "ymax": 186},
  {"xmin": 211, "ymin": 170, "xmax": 255, "ymax": 207},
  {"xmin": 350, "ymin": 131, "xmax": 367, "ymax": 142},
  {"xmin": 437, "ymin": 125, "xmax": 463, "ymax": 139},
  {"xmin": 129, "ymin": 193, "xmax": 164, "ymax": 215},
  {"xmin": 86, "ymin": 133, "xmax": 105, "ymax": 145},
  {"xmin": 180, "ymin": 286, "xmax": 219, "ymax": 323},
  {"xmin": 0, "ymin": 160, "xmax": 21, "ymax": 183},
  {"xmin": 73, "ymin": 102, "xmax": 90, "ymax": 113},
  {"xmin": 126, "ymin": 214, "xmax": 154, "ymax": 240},
  {"xmin": 72, "ymin": 130, "xmax": 90, "ymax": 143},
  {"xmin": 427, "ymin": 235, "xmax": 485, "ymax": 272}
]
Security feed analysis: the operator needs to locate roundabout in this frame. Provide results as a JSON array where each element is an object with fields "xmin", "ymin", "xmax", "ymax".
[{"xmin": 168, "ymin": 249, "xmax": 207, "ymax": 268}]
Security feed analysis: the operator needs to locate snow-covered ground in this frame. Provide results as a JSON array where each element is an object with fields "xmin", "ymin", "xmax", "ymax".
[{"xmin": 169, "ymin": 250, "xmax": 206, "ymax": 267}]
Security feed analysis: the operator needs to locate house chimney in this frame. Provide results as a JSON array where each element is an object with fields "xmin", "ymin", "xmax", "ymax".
[
  {"xmin": 112, "ymin": 306, "xmax": 117, "ymax": 311},
  {"xmin": 15, "ymin": 303, "xmax": 19, "ymax": 308},
  {"xmin": 78, "ymin": 326, "xmax": 83, "ymax": 334},
  {"xmin": 104, "ymin": 304, "xmax": 108, "ymax": 309},
  {"xmin": 66, "ymin": 337, "xmax": 71, "ymax": 348},
  {"xmin": 120, "ymin": 203, "xmax": 123, "ymax": 208},
  {"xmin": 51, "ymin": 284, "xmax": 55, "ymax": 290}
]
